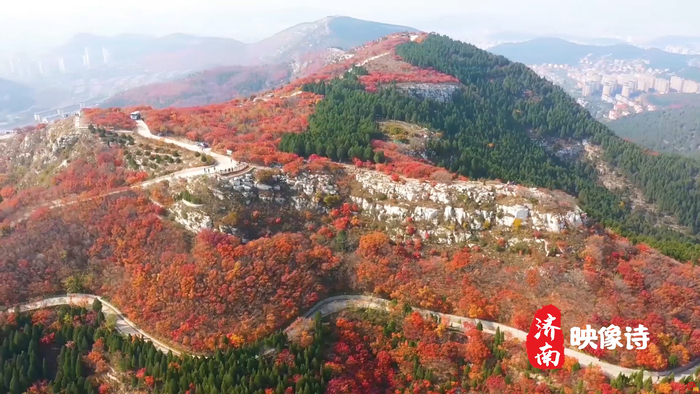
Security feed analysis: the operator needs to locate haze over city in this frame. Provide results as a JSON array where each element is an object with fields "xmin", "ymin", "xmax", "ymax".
[{"xmin": 2, "ymin": 0, "xmax": 700, "ymax": 53}]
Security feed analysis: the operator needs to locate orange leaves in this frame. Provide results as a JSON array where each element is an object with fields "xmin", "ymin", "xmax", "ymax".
[
  {"xmin": 358, "ymin": 232, "xmax": 391, "ymax": 258},
  {"xmin": 401, "ymin": 311, "xmax": 432, "ymax": 341},
  {"xmin": 446, "ymin": 248, "xmax": 471, "ymax": 272},
  {"xmin": 226, "ymin": 333, "xmax": 245, "ymax": 348},
  {"xmin": 370, "ymin": 140, "xmax": 445, "ymax": 180},
  {"xmin": 525, "ymin": 269, "xmax": 540, "ymax": 288},
  {"xmin": 149, "ymin": 232, "xmax": 339, "ymax": 348},
  {"xmin": 332, "ymin": 217, "xmax": 350, "ymax": 231},
  {"xmin": 125, "ymin": 171, "xmax": 149, "ymax": 185},
  {"xmin": 510, "ymin": 309, "xmax": 533, "ymax": 331},
  {"xmin": 143, "ymin": 376, "xmax": 155, "ymax": 388},
  {"xmin": 457, "ymin": 285, "xmax": 498, "ymax": 320},
  {"xmin": 31, "ymin": 309, "xmax": 55, "ymax": 326},
  {"xmin": 635, "ymin": 343, "xmax": 668, "ymax": 370},
  {"xmin": 0, "ymin": 186, "xmax": 15, "ymax": 199},
  {"xmin": 180, "ymin": 276, "xmax": 196, "ymax": 299},
  {"xmin": 286, "ymin": 317, "xmax": 316, "ymax": 348},
  {"xmin": 464, "ymin": 327, "xmax": 491, "ymax": 365}
]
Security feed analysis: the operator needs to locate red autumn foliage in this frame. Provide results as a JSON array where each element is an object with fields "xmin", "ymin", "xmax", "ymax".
[
  {"xmin": 360, "ymin": 66, "xmax": 459, "ymax": 93},
  {"xmin": 0, "ymin": 192, "xmax": 341, "ymax": 352},
  {"xmin": 83, "ymin": 108, "xmax": 137, "ymax": 130},
  {"xmin": 371, "ymin": 140, "xmax": 447, "ymax": 180},
  {"xmin": 141, "ymin": 92, "xmax": 320, "ymax": 167}
]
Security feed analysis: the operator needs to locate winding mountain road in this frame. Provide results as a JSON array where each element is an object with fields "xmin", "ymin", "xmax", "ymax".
[
  {"xmin": 16, "ymin": 117, "xmax": 253, "ymax": 216},
  {"xmin": 5, "ymin": 294, "xmax": 697, "ymax": 382},
  {"xmin": 134, "ymin": 120, "xmax": 246, "ymax": 185},
  {"xmin": 76, "ymin": 114, "xmax": 250, "ymax": 186},
  {"xmin": 8, "ymin": 294, "xmax": 181, "ymax": 356},
  {"xmin": 6, "ymin": 118, "xmax": 695, "ymax": 382}
]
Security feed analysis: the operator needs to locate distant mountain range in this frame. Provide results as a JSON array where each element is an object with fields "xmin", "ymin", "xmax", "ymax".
[
  {"xmin": 490, "ymin": 37, "xmax": 699, "ymax": 70},
  {"xmin": 53, "ymin": 16, "xmax": 418, "ymax": 73},
  {"xmin": 0, "ymin": 78, "xmax": 33, "ymax": 114},
  {"xmin": 103, "ymin": 63, "xmax": 292, "ymax": 108},
  {"xmin": 486, "ymin": 32, "xmax": 627, "ymax": 46},
  {"xmin": 54, "ymin": 33, "xmax": 248, "ymax": 72},
  {"xmin": 96, "ymin": 16, "xmax": 418, "ymax": 108},
  {"xmin": 644, "ymin": 35, "xmax": 700, "ymax": 50}
]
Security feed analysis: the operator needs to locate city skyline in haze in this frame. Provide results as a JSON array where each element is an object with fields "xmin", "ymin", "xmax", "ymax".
[{"xmin": 1, "ymin": 0, "xmax": 698, "ymax": 54}]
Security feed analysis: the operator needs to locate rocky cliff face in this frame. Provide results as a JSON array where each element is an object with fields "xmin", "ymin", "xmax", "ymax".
[
  {"xmin": 348, "ymin": 169, "xmax": 584, "ymax": 244},
  {"xmin": 175, "ymin": 166, "xmax": 584, "ymax": 246},
  {"xmin": 396, "ymin": 83, "xmax": 461, "ymax": 103},
  {"xmin": 0, "ymin": 119, "xmax": 90, "ymax": 189},
  {"xmin": 170, "ymin": 201, "xmax": 213, "ymax": 233},
  {"xmin": 224, "ymin": 172, "xmax": 339, "ymax": 211}
]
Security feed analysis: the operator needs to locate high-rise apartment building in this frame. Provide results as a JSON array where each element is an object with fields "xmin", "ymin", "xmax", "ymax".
[
  {"xmin": 655, "ymin": 78, "xmax": 670, "ymax": 94},
  {"xmin": 82, "ymin": 47, "xmax": 91, "ymax": 68},
  {"xmin": 637, "ymin": 74, "xmax": 655, "ymax": 92},
  {"xmin": 670, "ymin": 76, "xmax": 684, "ymax": 92},
  {"xmin": 682, "ymin": 80, "xmax": 700, "ymax": 93},
  {"xmin": 621, "ymin": 85, "xmax": 631, "ymax": 98},
  {"xmin": 582, "ymin": 85, "xmax": 592, "ymax": 97},
  {"xmin": 602, "ymin": 83, "xmax": 614, "ymax": 97},
  {"xmin": 636, "ymin": 79, "xmax": 647, "ymax": 92}
]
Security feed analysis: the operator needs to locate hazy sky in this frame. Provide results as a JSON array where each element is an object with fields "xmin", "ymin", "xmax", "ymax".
[{"xmin": 2, "ymin": 0, "xmax": 699, "ymax": 53}]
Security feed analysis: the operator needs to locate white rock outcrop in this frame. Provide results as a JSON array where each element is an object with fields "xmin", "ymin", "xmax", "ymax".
[
  {"xmin": 170, "ymin": 202, "xmax": 213, "ymax": 233},
  {"xmin": 351, "ymin": 169, "xmax": 584, "ymax": 244},
  {"xmin": 396, "ymin": 83, "xmax": 461, "ymax": 103}
]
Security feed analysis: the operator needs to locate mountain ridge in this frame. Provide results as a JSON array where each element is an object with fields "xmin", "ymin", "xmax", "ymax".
[
  {"xmin": 52, "ymin": 16, "xmax": 419, "ymax": 74},
  {"xmin": 491, "ymin": 36, "xmax": 698, "ymax": 69},
  {"xmin": 99, "ymin": 16, "xmax": 420, "ymax": 108}
]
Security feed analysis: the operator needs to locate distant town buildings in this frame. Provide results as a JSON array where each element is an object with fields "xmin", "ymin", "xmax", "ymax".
[
  {"xmin": 636, "ymin": 74, "xmax": 655, "ymax": 92},
  {"xmin": 602, "ymin": 83, "xmax": 614, "ymax": 97},
  {"xmin": 582, "ymin": 84, "xmax": 593, "ymax": 97},
  {"xmin": 683, "ymin": 80, "xmax": 700, "ymax": 93},
  {"xmin": 530, "ymin": 53, "xmax": 699, "ymax": 121},
  {"xmin": 621, "ymin": 85, "xmax": 632, "ymax": 98},
  {"xmin": 33, "ymin": 104, "xmax": 83, "ymax": 123},
  {"xmin": 654, "ymin": 78, "xmax": 670, "ymax": 94},
  {"xmin": 665, "ymin": 45, "xmax": 691, "ymax": 55},
  {"xmin": 670, "ymin": 76, "xmax": 684, "ymax": 92},
  {"xmin": 82, "ymin": 47, "xmax": 91, "ymax": 68}
]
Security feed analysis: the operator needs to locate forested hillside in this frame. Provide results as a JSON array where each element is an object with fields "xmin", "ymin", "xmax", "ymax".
[
  {"xmin": 7, "ymin": 33, "xmax": 700, "ymax": 389},
  {"xmin": 609, "ymin": 108, "xmax": 700, "ymax": 157},
  {"xmin": 282, "ymin": 34, "xmax": 700, "ymax": 261},
  {"xmin": 396, "ymin": 36, "xmax": 700, "ymax": 237},
  {"xmin": 9, "ymin": 305, "xmax": 696, "ymax": 393}
]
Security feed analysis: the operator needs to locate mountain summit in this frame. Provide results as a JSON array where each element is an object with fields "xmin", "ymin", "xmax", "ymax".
[{"xmin": 252, "ymin": 16, "xmax": 419, "ymax": 62}]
